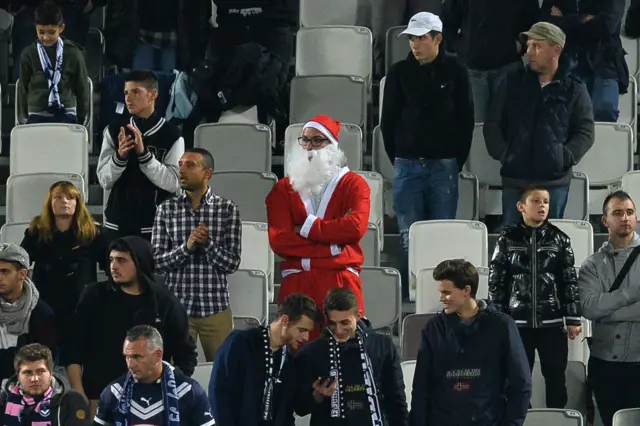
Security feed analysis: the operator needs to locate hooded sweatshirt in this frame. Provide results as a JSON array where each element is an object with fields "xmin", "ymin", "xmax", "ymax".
[{"xmin": 63, "ymin": 236, "xmax": 197, "ymax": 399}]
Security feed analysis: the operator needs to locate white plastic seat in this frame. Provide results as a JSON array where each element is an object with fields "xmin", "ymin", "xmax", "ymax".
[
  {"xmin": 6, "ymin": 173, "xmax": 86, "ymax": 223},
  {"xmin": 401, "ymin": 313, "xmax": 436, "ymax": 361},
  {"xmin": 574, "ymin": 123, "xmax": 633, "ymax": 186},
  {"xmin": 299, "ymin": 0, "xmax": 359, "ymax": 26},
  {"xmin": 621, "ymin": 35, "xmax": 639, "ymax": 78},
  {"xmin": 618, "ymin": 76, "xmax": 637, "ymax": 132},
  {"xmin": 192, "ymin": 362, "xmax": 213, "ymax": 394},
  {"xmin": 565, "ymin": 172, "xmax": 589, "ymax": 221},
  {"xmin": 372, "ymin": 125, "xmax": 393, "ymax": 181},
  {"xmin": 385, "ymin": 26, "xmax": 410, "ymax": 74},
  {"xmin": 379, "ymin": 77, "xmax": 386, "ymax": 122},
  {"xmin": 613, "ymin": 408, "xmax": 640, "ymax": 426},
  {"xmin": 621, "ymin": 171, "xmax": 640, "ymax": 217},
  {"xmin": 362, "ymin": 223, "xmax": 380, "ymax": 267},
  {"xmin": 524, "ymin": 409, "xmax": 584, "ymax": 426},
  {"xmin": 210, "ymin": 171, "xmax": 277, "ymax": 223},
  {"xmin": 400, "ymin": 360, "xmax": 416, "ymax": 407},
  {"xmin": 415, "ymin": 266, "xmax": 489, "ymax": 312},
  {"xmin": 531, "ymin": 363, "xmax": 588, "ymax": 415},
  {"xmin": 356, "ymin": 171, "xmax": 384, "ymax": 249},
  {"xmin": 217, "ymin": 105, "xmax": 259, "ymax": 124},
  {"xmin": 549, "ymin": 220, "xmax": 594, "ymax": 267},
  {"xmin": 361, "ymin": 267, "xmax": 401, "ymax": 330},
  {"xmin": 458, "ymin": 172, "xmax": 480, "ymax": 220},
  {"xmin": 0, "ymin": 222, "xmax": 29, "ymax": 245},
  {"xmin": 240, "ymin": 222, "xmax": 275, "ymax": 303},
  {"xmin": 228, "ymin": 269, "xmax": 269, "ymax": 324},
  {"xmin": 194, "ymin": 123, "xmax": 272, "ymax": 172},
  {"xmin": 466, "ymin": 123, "xmax": 502, "ymax": 187}
]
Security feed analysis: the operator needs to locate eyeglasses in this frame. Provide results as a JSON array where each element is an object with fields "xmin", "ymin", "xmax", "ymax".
[{"xmin": 298, "ymin": 136, "xmax": 329, "ymax": 148}]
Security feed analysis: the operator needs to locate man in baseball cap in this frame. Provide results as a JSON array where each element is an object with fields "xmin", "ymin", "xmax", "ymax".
[{"xmin": 400, "ymin": 11, "xmax": 443, "ymax": 37}]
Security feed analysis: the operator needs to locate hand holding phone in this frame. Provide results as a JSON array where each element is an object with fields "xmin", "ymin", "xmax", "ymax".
[{"xmin": 312, "ymin": 376, "xmax": 337, "ymax": 403}]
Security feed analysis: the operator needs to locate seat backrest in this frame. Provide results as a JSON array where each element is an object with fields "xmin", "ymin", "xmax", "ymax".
[
  {"xmin": 379, "ymin": 77, "xmax": 386, "ymax": 121},
  {"xmin": 355, "ymin": 171, "xmax": 383, "ymax": 230},
  {"xmin": 622, "ymin": 171, "xmax": 640, "ymax": 215},
  {"xmin": 194, "ymin": 123, "xmax": 272, "ymax": 172},
  {"xmin": 362, "ymin": 224, "xmax": 380, "ymax": 267},
  {"xmin": 457, "ymin": 172, "xmax": 479, "ymax": 220},
  {"xmin": 401, "ymin": 313, "xmax": 436, "ymax": 361},
  {"xmin": 565, "ymin": 172, "xmax": 589, "ymax": 221},
  {"xmin": 299, "ymin": 0, "xmax": 359, "ymax": 26},
  {"xmin": 361, "ymin": 267, "xmax": 401, "ymax": 330},
  {"xmin": 210, "ymin": 171, "xmax": 277, "ymax": 222},
  {"xmin": 465, "ymin": 123, "xmax": 502, "ymax": 187},
  {"xmin": 415, "ymin": 266, "xmax": 489, "ymax": 312},
  {"xmin": 385, "ymin": 26, "xmax": 410, "ymax": 74},
  {"xmin": 618, "ymin": 76, "xmax": 638, "ymax": 127},
  {"xmin": 228, "ymin": 269, "xmax": 268, "ymax": 324},
  {"xmin": 549, "ymin": 220, "xmax": 594, "ymax": 267},
  {"xmin": 524, "ymin": 409, "xmax": 583, "ymax": 426},
  {"xmin": 372, "ymin": 125, "xmax": 393, "ymax": 181},
  {"xmin": 84, "ymin": 28, "xmax": 104, "ymax": 83},
  {"xmin": 239, "ymin": 222, "xmax": 273, "ymax": 277},
  {"xmin": 400, "ymin": 361, "xmax": 416, "ymax": 407},
  {"xmin": 192, "ymin": 362, "xmax": 213, "ymax": 394},
  {"xmin": 613, "ymin": 408, "xmax": 640, "ymax": 426},
  {"xmin": 621, "ymin": 36, "xmax": 639, "ymax": 78},
  {"xmin": 574, "ymin": 123, "xmax": 633, "ymax": 185},
  {"xmin": 532, "ymin": 363, "xmax": 587, "ymax": 415},
  {"xmin": 0, "ymin": 223, "xmax": 30, "ymax": 245}
]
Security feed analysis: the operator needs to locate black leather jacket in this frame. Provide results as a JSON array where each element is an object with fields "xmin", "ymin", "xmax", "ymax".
[{"xmin": 488, "ymin": 220, "xmax": 581, "ymax": 327}]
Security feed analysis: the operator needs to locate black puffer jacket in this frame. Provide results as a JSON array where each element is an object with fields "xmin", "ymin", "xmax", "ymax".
[{"xmin": 488, "ymin": 220, "xmax": 581, "ymax": 328}]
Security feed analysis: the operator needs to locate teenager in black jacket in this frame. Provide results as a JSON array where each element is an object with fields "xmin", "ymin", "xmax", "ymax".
[{"xmin": 63, "ymin": 236, "xmax": 197, "ymax": 413}]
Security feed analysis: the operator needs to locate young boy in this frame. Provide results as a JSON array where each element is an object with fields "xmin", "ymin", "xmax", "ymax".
[
  {"xmin": 488, "ymin": 187, "xmax": 582, "ymax": 409},
  {"xmin": 18, "ymin": 1, "xmax": 89, "ymax": 124}
]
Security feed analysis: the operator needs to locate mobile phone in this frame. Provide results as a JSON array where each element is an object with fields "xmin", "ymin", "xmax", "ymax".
[{"xmin": 320, "ymin": 375, "xmax": 336, "ymax": 386}]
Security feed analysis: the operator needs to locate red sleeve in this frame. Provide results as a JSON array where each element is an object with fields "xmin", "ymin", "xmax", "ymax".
[
  {"xmin": 303, "ymin": 174, "xmax": 371, "ymax": 245},
  {"xmin": 266, "ymin": 182, "xmax": 336, "ymax": 259}
]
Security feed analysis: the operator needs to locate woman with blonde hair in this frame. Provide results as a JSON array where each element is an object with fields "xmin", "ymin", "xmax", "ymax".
[{"xmin": 21, "ymin": 181, "xmax": 106, "ymax": 353}]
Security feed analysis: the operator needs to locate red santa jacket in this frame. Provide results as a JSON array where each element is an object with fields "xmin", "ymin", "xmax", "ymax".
[{"xmin": 266, "ymin": 167, "xmax": 371, "ymax": 275}]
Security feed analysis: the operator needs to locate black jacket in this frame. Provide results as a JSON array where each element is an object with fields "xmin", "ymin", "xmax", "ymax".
[
  {"xmin": 380, "ymin": 50, "xmax": 474, "ymax": 166},
  {"xmin": 483, "ymin": 56, "xmax": 594, "ymax": 188},
  {"xmin": 625, "ymin": 0, "xmax": 640, "ymax": 37},
  {"xmin": 409, "ymin": 300, "xmax": 531, "ymax": 426},
  {"xmin": 64, "ymin": 236, "xmax": 197, "ymax": 399},
  {"xmin": 294, "ymin": 322, "xmax": 408, "ymax": 426},
  {"xmin": 488, "ymin": 220, "xmax": 582, "ymax": 328}
]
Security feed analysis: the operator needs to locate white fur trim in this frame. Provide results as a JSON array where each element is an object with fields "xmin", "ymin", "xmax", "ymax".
[
  {"xmin": 302, "ymin": 258, "xmax": 311, "ymax": 271},
  {"xmin": 303, "ymin": 121, "xmax": 339, "ymax": 144},
  {"xmin": 300, "ymin": 214, "xmax": 318, "ymax": 239},
  {"xmin": 330, "ymin": 244, "xmax": 342, "ymax": 256}
]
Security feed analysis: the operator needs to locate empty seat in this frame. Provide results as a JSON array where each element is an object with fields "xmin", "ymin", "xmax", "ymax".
[
  {"xmin": 401, "ymin": 360, "xmax": 416, "ymax": 407},
  {"xmin": 372, "ymin": 125, "xmax": 393, "ymax": 181},
  {"xmin": 299, "ymin": 0, "xmax": 359, "ymax": 26},
  {"xmin": 10, "ymin": 124, "xmax": 89, "ymax": 177},
  {"xmin": 565, "ymin": 172, "xmax": 589, "ymax": 221},
  {"xmin": 284, "ymin": 123, "xmax": 363, "ymax": 172},
  {"xmin": 240, "ymin": 222, "xmax": 275, "ymax": 302},
  {"xmin": 0, "ymin": 222, "xmax": 29, "ymax": 245},
  {"xmin": 192, "ymin": 362, "xmax": 213, "ymax": 394},
  {"xmin": 613, "ymin": 408, "xmax": 640, "ymax": 426},
  {"xmin": 385, "ymin": 26, "xmax": 410, "ymax": 74},
  {"xmin": 356, "ymin": 171, "xmax": 384, "ymax": 249},
  {"xmin": 194, "ymin": 123, "xmax": 272, "ymax": 172},
  {"xmin": 296, "ymin": 26, "xmax": 373, "ymax": 83},
  {"xmin": 84, "ymin": 27, "xmax": 104, "ymax": 84},
  {"xmin": 362, "ymin": 223, "xmax": 380, "ymax": 267},
  {"xmin": 549, "ymin": 220, "xmax": 594, "ymax": 267},
  {"xmin": 574, "ymin": 123, "xmax": 633, "ymax": 186},
  {"xmin": 458, "ymin": 172, "xmax": 479, "ymax": 220},
  {"xmin": 6, "ymin": 173, "xmax": 86, "ymax": 223},
  {"xmin": 524, "ymin": 409, "xmax": 584, "ymax": 426},
  {"xmin": 228, "ymin": 269, "xmax": 269, "ymax": 324},
  {"xmin": 465, "ymin": 123, "xmax": 502, "ymax": 187},
  {"xmin": 290, "ymin": 75, "xmax": 367, "ymax": 126},
  {"xmin": 622, "ymin": 171, "xmax": 640, "ymax": 213},
  {"xmin": 361, "ymin": 267, "xmax": 401, "ymax": 330},
  {"xmin": 210, "ymin": 171, "xmax": 277, "ymax": 223},
  {"xmin": 401, "ymin": 313, "xmax": 436, "ymax": 361},
  {"xmin": 415, "ymin": 266, "xmax": 489, "ymax": 312}
]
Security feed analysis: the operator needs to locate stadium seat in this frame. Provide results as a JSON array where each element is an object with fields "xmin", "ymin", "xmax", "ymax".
[
  {"xmin": 240, "ymin": 222, "xmax": 275, "ymax": 303},
  {"xmin": 524, "ymin": 409, "xmax": 584, "ymax": 426},
  {"xmin": 618, "ymin": 77, "xmax": 637, "ymax": 140},
  {"xmin": 0, "ymin": 222, "xmax": 29, "ymax": 245},
  {"xmin": 228, "ymin": 269, "xmax": 269, "ymax": 324},
  {"xmin": 621, "ymin": 171, "xmax": 640, "ymax": 215},
  {"xmin": 356, "ymin": 171, "xmax": 384, "ymax": 249},
  {"xmin": 401, "ymin": 313, "xmax": 435, "ymax": 361},
  {"xmin": 613, "ymin": 408, "xmax": 640, "ymax": 426},
  {"xmin": 296, "ymin": 26, "xmax": 373, "ymax": 84},
  {"xmin": 290, "ymin": 75, "xmax": 367, "ymax": 127},
  {"xmin": 458, "ymin": 172, "xmax": 480, "ymax": 221},
  {"xmin": 549, "ymin": 220, "xmax": 594, "ymax": 267},
  {"xmin": 466, "ymin": 123, "xmax": 502, "ymax": 187},
  {"xmin": 415, "ymin": 266, "xmax": 489, "ymax": 310},
  {"xmin": 531, "ymin": 364, "xmax": 588, "ymax": 415},
  {"xmin": 400, "ymin": 360, "xmax": 416, "ymax": 407},
  {"xmin": 361, "ymin": 267, "xmax": 401, "ymax": 331},
  {"xmin": 372, "ymin": 125, "xmax": 393, "ymax": 181},
  {"xmin": 192, "ymin": 362, "xmax": 213, "ymax": 394},
  {"xmin": 621, "ymin": 36, "xmax": 639, "ymax": 78},
  {"xmin": 89, "ymin": 6, "xmax": 106, "ymax": 29},
  {"xmin": 210, "ymin": 171, "xmax": 277, "ymax": 223},
  {"xmin": 379, "ymin": 77, "xmax": 386, "ymax": 121},
  {"xmin": 6, "ymin": 173, "xmax": 86, "ymax": 223},
  {"xmin": 217, "ymin": 105, "xmax": 259, "ymax": 124},
  {"xmin": 194, "ymin": 123, "xmax": 272, "ymax": 172},
  {"xmin": 299, "ymin": 0, "xmax": 359, "ymax": 26},
  {"xmin": 85, "ymin": 27, "xmax": 105, "ymax": 84},
  {"xmin": 565, "ymin": 172, "xmax": 589, "ymax": 221},
  {"xmin": 385, "ymin": 26, "xmax": 410, "ymax": 74},
  {"xmin": 284, "ymin": 123, "xmax": 363, "ymax": 172},
  {"xmin": 10, "ymin": 124, "xmax": 89, "ymax": 178},
  {"xmin": 362, "ymin": 223, "xmax": 381, "ymax": 267}
]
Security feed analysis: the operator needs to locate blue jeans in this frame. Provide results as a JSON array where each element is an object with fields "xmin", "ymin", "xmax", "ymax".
[
  {"xmin": 132, "ymin": 40, "xmax": 177, "ymax": 72},
  {"xmin": 502, "ymin": 185, "xmax": 570, "ymax": 226},
  {"xmin": 468, "ymin": 60, "xmax": 523, "ymax": 123},
  {"xmin": 584, "ymin": 76, "xmax": 619, "ymax": 122},
  {"xmin": 393, "ymin": 158, "xmax": 459, "ymax": 299}
]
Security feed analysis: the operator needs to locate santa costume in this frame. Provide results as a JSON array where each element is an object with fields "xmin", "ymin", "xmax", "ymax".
[{"xmin": 266, "ymin": 114, "xmax": 371, "ymax": 339}]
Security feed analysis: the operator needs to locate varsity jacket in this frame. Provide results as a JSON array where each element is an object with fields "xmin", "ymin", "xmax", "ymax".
[{"xmin": 97, "ymin": 112, "xmax": 183, "ymax": 237}]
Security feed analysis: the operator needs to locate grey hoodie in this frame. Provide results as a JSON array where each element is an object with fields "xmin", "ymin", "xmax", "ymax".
[{"xmin": 579, "ymin": 233, "xmax": 640, "ymax": 362}]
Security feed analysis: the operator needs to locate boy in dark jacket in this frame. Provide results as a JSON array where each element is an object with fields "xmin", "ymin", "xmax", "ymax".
[
  {"xmin": 410, "ymin": 259, "xmax": 531, "ymax": 426},
  {"xmin": 63, "ymin": 236, "xmax": 197, "ymax": 415},
  {"xmin": 295, "ymin": 288, "xmax": 408, "ymax": 426},
  {"xmin": 18, "ymin": 1, "xmax": 89, "ymax": 124},
  {"xmin": 489, "ymin": 187, "xmax": 582, "ymax": 409},
  {"xmin": 209, "ymin": 293, "xmax": 321, "ymax": 426},
  {"xmin": 0, "ymin": 343, "xmax": 90, "ymax": 426}
]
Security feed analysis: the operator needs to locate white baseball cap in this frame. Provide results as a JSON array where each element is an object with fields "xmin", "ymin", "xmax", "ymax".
[{"xmin": 400, "ymin": 12, "xmax": 443, "ymax": 37}]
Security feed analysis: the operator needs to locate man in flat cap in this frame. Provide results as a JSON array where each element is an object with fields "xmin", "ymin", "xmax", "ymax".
[{"xmin": 483, "ymin": 21, "xmax": 594, "ymax": 226}]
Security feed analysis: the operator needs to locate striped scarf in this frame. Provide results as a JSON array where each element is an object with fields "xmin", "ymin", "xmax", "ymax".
[
  {"xmin": 36, "ymin": 37, "xmax": 64, "ymax": 110},
  {"xmin": 3, "ymin": 384, "xmax": 54, "ymax": 426}
]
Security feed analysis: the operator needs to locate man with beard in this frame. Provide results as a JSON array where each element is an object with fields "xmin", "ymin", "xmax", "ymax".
[
  {"xmin": 266, "ymin": 114, "xmax": 371, "ymax": 340},
  {"xmin": 208, "ymin": 293, "xmax": 321, "ymax": 426},
  {"xmin": 295, "ymin": 288, "xmax": 408, "ymax": 426}
]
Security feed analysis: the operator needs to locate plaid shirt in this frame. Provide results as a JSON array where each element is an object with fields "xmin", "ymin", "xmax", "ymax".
[
  {"xmin": 139, "ymin": 29, "xmax": 178, "ymax": 49},
  {"xmin": 152, "ymin": 187, "xmax": 242, "ymax": 317}
]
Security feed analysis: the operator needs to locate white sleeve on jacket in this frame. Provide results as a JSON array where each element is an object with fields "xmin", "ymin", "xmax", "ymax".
[
  {"xmin": 96, "ymin": 127, "xmax": 127, "ymax": 190},
  {"xmin": 138, "ymin": 137, "xmax": 184, "ymax": 194}
]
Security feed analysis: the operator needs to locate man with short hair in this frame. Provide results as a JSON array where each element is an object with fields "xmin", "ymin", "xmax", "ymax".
[
  {"xmin": 97, "ymin": 69, "xmax": 184, "ymax": 242},
  {"xmin": 294, "ymin": 288, "xmax": 408, "ymax": 426},
  {"xmin": 267, "ymin": 114, "xmax": 371, "ymax": 340},
  {"xmin": 0, "ymin": 244, "xmax": 56, "ymax": 380},
  {"xmin": 483, "ymin": 21, "xmax": 594, "ymax": 225},
  {"xmin": 0, "ymin": 343, "xmax": 90, "ymax": 426},
  {"xmin": 209, "ymin": 293, "xmax": 321, "ymax": 426},
  {"xmin": 152, "ymin": 147, "xmax": 242, "ymax": 361},
  {"xmin": 410, "ymin": 259, "xmax": 531, "ymax": 426},
  {"xmin": 94, "ymin": 325, "xmax": 215, "ymax": 426},
  {"xmin": 579, "ymin": 191, "xmax": 640, "ymax": 426}
]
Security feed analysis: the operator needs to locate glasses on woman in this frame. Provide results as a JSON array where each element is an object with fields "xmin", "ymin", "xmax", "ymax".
[{"xmin": 297, "ymin": 136, "xmax": 329, "ymax": 148}]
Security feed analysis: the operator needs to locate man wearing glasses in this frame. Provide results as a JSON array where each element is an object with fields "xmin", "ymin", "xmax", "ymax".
[{"xmin": 266, "ymin": 114, "xmax": 371, "ymax": 341}]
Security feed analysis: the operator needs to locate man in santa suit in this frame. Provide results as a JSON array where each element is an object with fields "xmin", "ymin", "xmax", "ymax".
[{"xmin": 266, "ymin": 114, "xmax": 371, "ymax": 340}]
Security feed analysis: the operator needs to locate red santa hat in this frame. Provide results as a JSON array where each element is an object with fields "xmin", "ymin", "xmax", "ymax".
[{"xmin": 302, "ymin": 114, "xmax": 341, "ymax": 145}]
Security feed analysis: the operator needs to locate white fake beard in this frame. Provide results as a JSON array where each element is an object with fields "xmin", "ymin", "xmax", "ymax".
[{"xmin": 287, "ymin": 143, "xmax": 346, "ymax": 197}]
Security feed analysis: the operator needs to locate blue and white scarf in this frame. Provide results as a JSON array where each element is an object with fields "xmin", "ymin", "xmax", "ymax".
[
  {"xmin": 114, "ymin": 361, "xmax": 181, "ymax": 426},
  {"xmin": 36, "ymin": 37, "xmax": 64, "ymax": 110}
]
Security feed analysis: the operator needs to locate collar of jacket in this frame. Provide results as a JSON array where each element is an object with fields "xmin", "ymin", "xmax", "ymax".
[
  {"xmin": 518, "ymin": 218, "xmax": 550, "ymax": 235},
  {"xmin": 524, "ymin": 53, "xmax": 578, "ymax": 86}
]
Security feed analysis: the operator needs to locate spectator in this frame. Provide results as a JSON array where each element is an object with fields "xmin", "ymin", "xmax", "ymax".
[
  {"xmin": 483, "ymin": 22, "xmax": 594, "ymax": 226},
  {"xmin": 209, "ymin": 293, "xmax": 321, "ymax": 426},
  {"xmin": 410, "ymin": 259, "xmax": 531, "ymax": 426},
  {"xmin": 579, "ymin": 191, "xmax": 640, "ymax": 426},
  {"xmin": 488, "ymin": 187, "xmax": 581, "ymax": 409},
  {"xmin": 0, "ymin": 244, "xmax": 56, "ymax": 381},
  {"xmin": 625, "ymin": 0, "xmax": 640, "ymax": 38},
  {"xmin": 97, "ymin": 70, "xmax": 184, "ymax": 242},
  {"xmin": 21, "ymin": 180, "xmax": 105, "ymax": 359},
  {"xmin": 65, "ymin": 236, "xmax": 197, "ymax": 417},
  {"xmin": 441, "ymin": 0, "xmax": 539, "ymax": 121},
  {"xmin": 0, "ymin": 343, "xmax": 91, "ymax": 426},
  {"xmin": 18, "ymin": 1, "xmax": 89, "ymax": 124},
  {"xmin": 381, "ymin": 12, "xmax": 474, "ymax": 300},
  {"xmin": 266, "ymin": 115, "xmax": 371, "ymax": 340},
  {"xmin": 152, "ymin": 148, "xmax": 241, "ymax": 361},
  {"xmin": 295, "ymin": 288, "xmax": 408, "ymax": 426},
  {"xmin": 94, "ymin": 325, "xmax": 215, "ymax": 426}
]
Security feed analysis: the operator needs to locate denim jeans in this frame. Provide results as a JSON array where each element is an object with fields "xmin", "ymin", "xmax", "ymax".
[
  {"xmin": 132, "ymin": 40, "xmax": 177, "ymax": 72},
  {"xmin": 502, "ymin": 185, "xmax": 570, "ymax": 226},
  {"xmin": 584, "ymin": 76, "xmax": 619, "ymax": 122},
  {"xmin": 393, "ymin": 158, "xmax": 459, "ymax": 299},
  {"xmin": 468, "ymin": 60, "xmax": 523, "ymax": 123}
]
